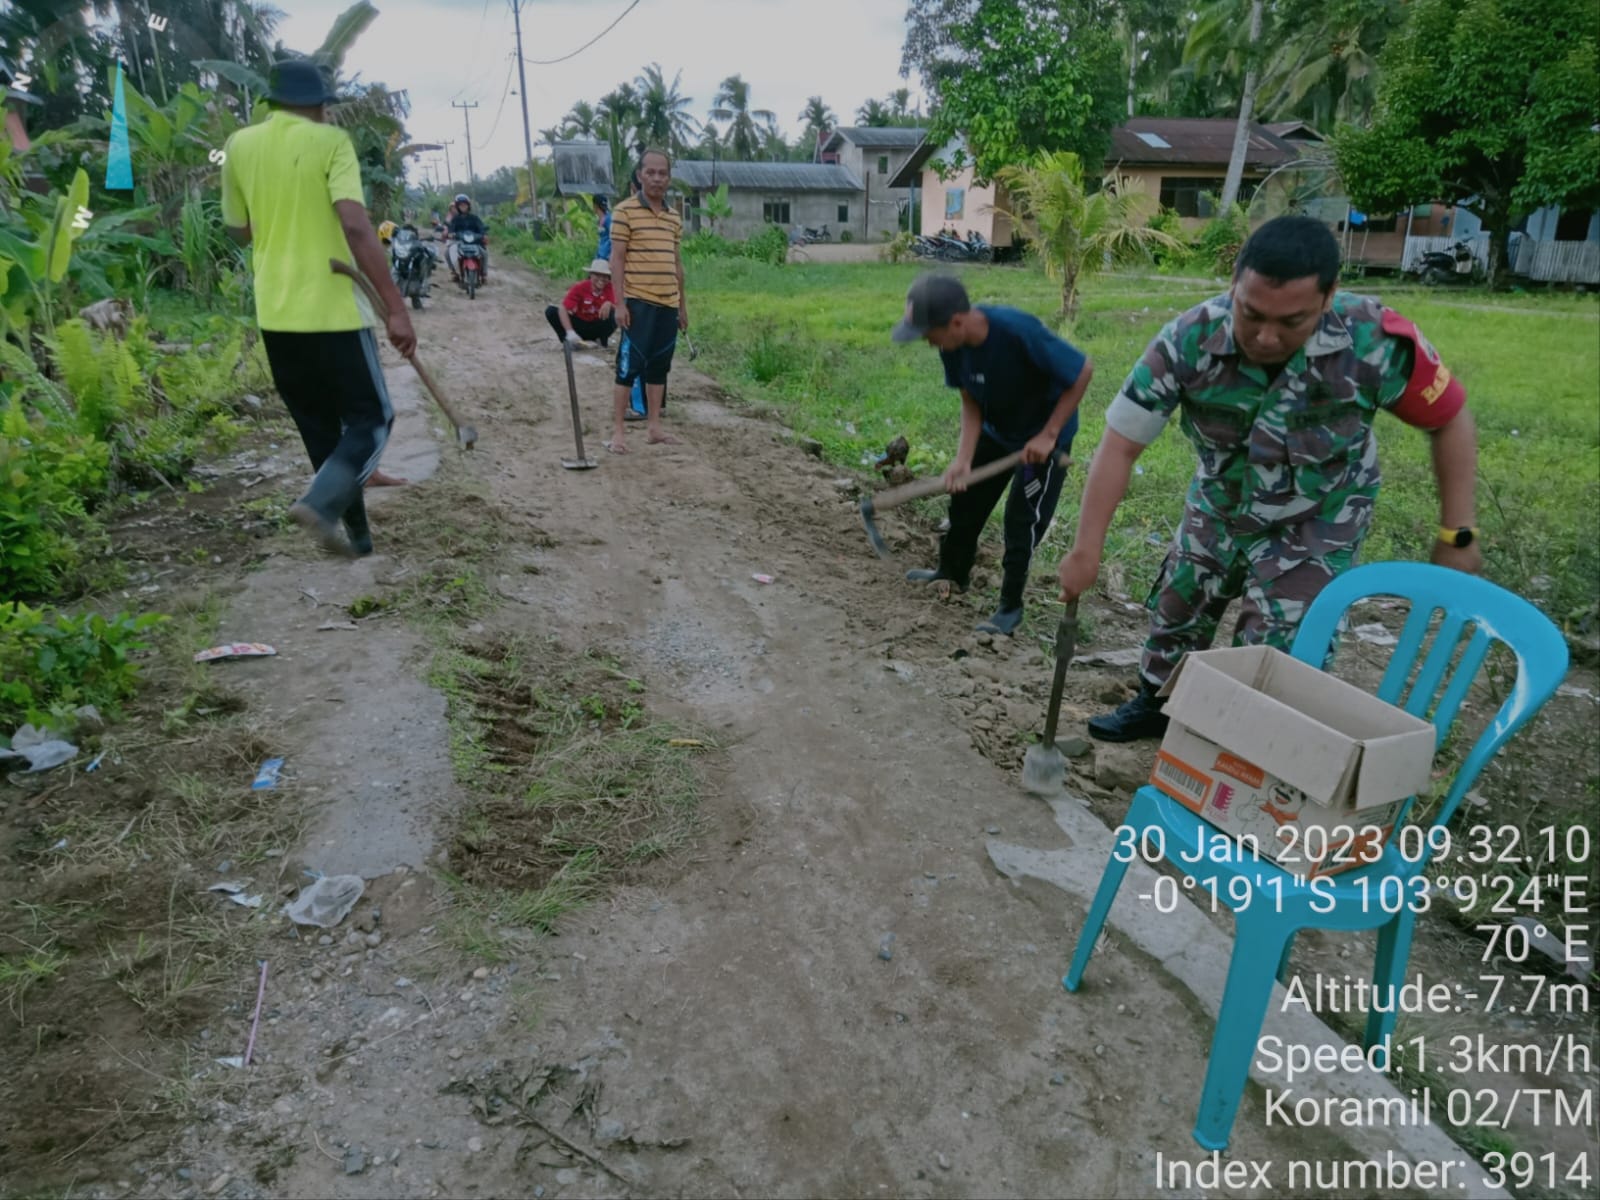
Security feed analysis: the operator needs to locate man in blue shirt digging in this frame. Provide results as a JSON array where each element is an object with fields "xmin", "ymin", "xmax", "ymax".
[{"xmin": 892, "ymin": 274, "xmax": 1094, "ymax": 635}]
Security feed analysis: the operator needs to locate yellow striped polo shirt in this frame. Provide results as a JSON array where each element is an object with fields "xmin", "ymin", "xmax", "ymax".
[{"xmin": 612, "ymin": 195, "xmax": 682, "ymax": 308}]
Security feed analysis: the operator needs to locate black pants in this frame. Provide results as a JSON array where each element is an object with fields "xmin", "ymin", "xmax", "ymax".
[
  {"xmin": 938, "ymin": 432, "xmax": 1071, "ymax": 608},
  {"xmin": 545, "ymin": 304, "xmax": 615, "ymax": 346},
  {"xmin": 262, "ymin": 329, "xmax": 393, "ymax": 532},
  {"xmin": 614, "ymin": 298, "xmax": 678, "ymax": 386}
]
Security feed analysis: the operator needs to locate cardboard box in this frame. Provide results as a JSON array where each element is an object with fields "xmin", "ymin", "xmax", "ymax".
[{"xmin": 1150, "ymin": 646, "xmax": 1437, "ymax": 878}]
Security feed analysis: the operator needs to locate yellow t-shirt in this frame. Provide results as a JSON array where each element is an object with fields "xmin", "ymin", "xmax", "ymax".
[
  {"xmin": 220, "ymin": 110, "xmax": 369, "ymax": 332},
  {"xmin": 611, "ymin": 196, "xmax": 682, "ymax": 308}
]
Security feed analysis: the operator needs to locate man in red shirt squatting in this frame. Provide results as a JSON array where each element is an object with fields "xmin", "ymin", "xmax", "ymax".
[
  {"xmin": 545, "ymin": 259, "xmax": 617, "ymax": 349},
  {"xmin": 1058, "ymin": 216, "xmax": 1481, "ymax": 743}
]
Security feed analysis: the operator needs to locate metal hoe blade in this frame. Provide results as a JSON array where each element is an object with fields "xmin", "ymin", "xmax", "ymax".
[{"xmin": 859, "ymin": 496, "xmax": 891, "ymax": 559}]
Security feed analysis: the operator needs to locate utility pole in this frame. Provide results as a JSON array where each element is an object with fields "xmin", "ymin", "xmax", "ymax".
[
  {"xmin": 509, "ymin": 0, "xmax": 538, "ymax": 223},
  {"xmin": 440, "ymin": 139, "xmax": 456, "ymax": 189},
  {"xmin": 452, "ymin": 101, "xmax": 479, "ymax": 184}
]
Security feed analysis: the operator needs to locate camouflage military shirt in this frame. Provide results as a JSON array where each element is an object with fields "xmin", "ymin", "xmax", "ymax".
[{"xmin": 1106, "ymin": 291, "xmax": 1416, "ymax": 553}]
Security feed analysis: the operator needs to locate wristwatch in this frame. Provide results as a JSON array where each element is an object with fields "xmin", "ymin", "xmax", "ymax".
[{"xmin": 1438, "ymin": 525, "xmax": 1478, "ymax": 548}]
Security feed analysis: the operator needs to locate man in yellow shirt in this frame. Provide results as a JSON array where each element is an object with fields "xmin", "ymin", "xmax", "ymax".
[
  {"xmin": 220, "ymin": 59, "xmax": 416, "ymax": 557},
  {"xmin": 606, "ymin": 148, "xmax": 687, "ymax": 454}
]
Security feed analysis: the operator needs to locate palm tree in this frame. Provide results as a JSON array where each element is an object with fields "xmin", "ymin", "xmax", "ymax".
[
  {"xmin": 997, "ymin": 150, "xmax": 1182, "ymax": 321},
  {"xmin": 562, "ymin": 99, "xmax": 600, "ymax": 140},
  {"xmin": 797, "ymin": 94, "xmax": 835, "ymax": 161},
  {"xmin": 633, "ymin": 62, "xmax": 698, "ymax": 155},
  {"xmin": 708, "ymin": 73, "xmax": 776, "ymax": 161},
  {"xmin": 1217, "ymin": 0, "xmax": 1265, "ymax": 213},
  {"xmin": 887, "ymin": 87, "xmax": 913, "ymax": 120},
  {"xmin": 598, "ymin": 82, "xmax": 642, "ymax": 186},
  {"xmin": 1255, "ymin": 0, "xmax": 1401, "ymax": 127},
  {"xmin": 538, "ymin": 124, "xmax": 563, "ymax": 147},
  {"xmin": 855, "ymin": 97, "xmax": 892, "ymax": 127}
]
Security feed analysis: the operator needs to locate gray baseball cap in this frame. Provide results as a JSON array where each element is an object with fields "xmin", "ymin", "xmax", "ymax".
[{"xmin": 890, "ymin": 274, "xmax": 971, "ymax": 343}]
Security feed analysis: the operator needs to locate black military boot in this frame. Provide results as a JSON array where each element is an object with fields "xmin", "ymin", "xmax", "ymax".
[{"xmin": 1087, "ymin": 683, "xmax": 1169, "ymax": 742}]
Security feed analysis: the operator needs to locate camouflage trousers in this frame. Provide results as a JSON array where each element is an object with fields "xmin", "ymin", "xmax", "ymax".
[{"xmin": 1139, "ymin": 501, "xmax": 1368, "ymax": 689}]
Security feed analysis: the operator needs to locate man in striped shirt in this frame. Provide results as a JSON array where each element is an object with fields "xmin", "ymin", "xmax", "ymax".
[{"xmin": 607, "ymin": 148, "xmax": 687, "ymax": 453}]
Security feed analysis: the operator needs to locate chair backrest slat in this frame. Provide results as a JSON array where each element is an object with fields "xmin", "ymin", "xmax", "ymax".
[
  {"xmin": 1290, "ymin": 562, "xmax": 1568, "ymax": 868},
  {"xmin": 1430, "ymin": 627, "xmax": 1492, "ymax": 739},
  {"xmin": 1406, "ymin": 613, "xmax": 1469, "ymax": 719},
  {"xmin": 1378, "ymin": 604, "xmax": 1435, "ymax": 705}
]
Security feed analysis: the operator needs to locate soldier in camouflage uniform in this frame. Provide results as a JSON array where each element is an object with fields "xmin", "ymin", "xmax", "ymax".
[{"xmin": 1057, "ymin": 216, "xmax": 1482, "ymax": 742}]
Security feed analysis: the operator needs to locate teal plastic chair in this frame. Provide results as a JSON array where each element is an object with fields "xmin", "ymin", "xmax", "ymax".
[{"xmin": 1062, "ymin": 562, "xmax": 1569, "ymax": 1151}]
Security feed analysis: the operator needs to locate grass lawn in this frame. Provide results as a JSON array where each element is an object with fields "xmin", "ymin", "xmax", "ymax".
[{"xmin": 680, "ymin": 258, "xmax": 1600, "ymax": 623}]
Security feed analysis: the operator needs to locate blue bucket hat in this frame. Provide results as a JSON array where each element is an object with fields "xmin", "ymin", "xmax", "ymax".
[{"xmin": 266, "ymin": 58, "xmax": 337, "ymax": 107}]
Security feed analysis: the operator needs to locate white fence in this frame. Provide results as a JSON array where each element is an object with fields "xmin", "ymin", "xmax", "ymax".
[
  {"xmin": 1400, "ymin": 234, "xmax": 1490, "ymax": 273},
  {"xmin": 1400, "ymin": 232, "xmax": 1600, "ymax": 284},
  {"xmin": 1513, "ymin": 238, "xmax": 1600, "ymax": 284}
]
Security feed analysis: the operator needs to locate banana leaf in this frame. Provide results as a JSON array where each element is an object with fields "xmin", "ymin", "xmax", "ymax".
[
  {"xmin": 46, "ymin": 170, "xmax": 91, "ymax": 284},
  {"xmin": 193, "ymin": 60, "xmax": 269, "ymax": 95}
]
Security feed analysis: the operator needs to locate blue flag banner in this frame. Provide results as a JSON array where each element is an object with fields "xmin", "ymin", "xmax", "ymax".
[{"xmin": 106, "ymin": 64, "xmax": 133, "ymax": 190}]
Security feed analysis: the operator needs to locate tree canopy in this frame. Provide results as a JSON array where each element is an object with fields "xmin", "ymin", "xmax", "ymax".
[
  {"xmin": 900, "ymin": 0, "xmax": 1125, "ymax": 183},
  {"xmin": 1335, "ymin": 0, "xmax": 1599, "ymax": 279}
]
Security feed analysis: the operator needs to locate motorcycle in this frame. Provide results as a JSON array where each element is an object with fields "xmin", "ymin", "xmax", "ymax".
[
  {"xmin": 1413, "ymin": 240, "xmax": 1482, "ymax": 286},
  {"xmin": 800, "ymin": 223, "xmax": 832, "ymax": 244},
  {"xmin": 456, "ymin": 229, "xmax": 486, "ymax": 298},
  {"xmin": 389, "ymin": 224, "xmax": 434, "ymax": 310}
]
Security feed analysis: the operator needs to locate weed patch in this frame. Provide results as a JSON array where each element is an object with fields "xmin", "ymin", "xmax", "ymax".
[{"xmin": 436, "ymin": 637, "xmax": 709, "ymax": 956}]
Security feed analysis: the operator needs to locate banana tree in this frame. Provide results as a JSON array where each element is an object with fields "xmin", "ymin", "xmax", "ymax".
[{"xmin": 0, "ymin": 167, "xmax": 93, "ymax": 340}]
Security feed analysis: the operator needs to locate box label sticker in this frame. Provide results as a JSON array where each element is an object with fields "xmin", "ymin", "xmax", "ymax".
[
  {"xmin": 1213, "ymin": 751, "xmax": 1264, "ymax": 787},
  {"xmin": 1153, "ymin": 752, "xmax": 1211, "ymax": 812}
]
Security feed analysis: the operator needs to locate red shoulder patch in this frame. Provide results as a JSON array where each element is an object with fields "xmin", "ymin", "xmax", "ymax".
[{"xmin": 1380, "ymin": 307, "xmax": 1465, "ymax": 429}]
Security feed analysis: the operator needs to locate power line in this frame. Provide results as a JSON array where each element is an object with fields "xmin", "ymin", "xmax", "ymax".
[
  {"xmin": 449, "ymin": 0, "xmax": 497, "ymax": 101},
  {"xmin": 475, "ymin": 52, "xmax": 517, "ymax": 151},
  {"xmin": 521, "ymin": 0, "xmax": 641, "ymax": 66}
]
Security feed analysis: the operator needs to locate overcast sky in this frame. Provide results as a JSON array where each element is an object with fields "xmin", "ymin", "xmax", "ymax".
[{"xmin": 273, "ymin": 0, "xmax": 924, "ymax": 185}]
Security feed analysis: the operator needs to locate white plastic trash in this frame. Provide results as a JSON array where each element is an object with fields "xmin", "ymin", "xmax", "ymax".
[{"xmin": 284, "ymin": 875, "xmax": 365, "ymax": 928}]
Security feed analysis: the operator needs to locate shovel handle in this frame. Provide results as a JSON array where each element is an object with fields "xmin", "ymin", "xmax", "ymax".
[
  {"xmin": 1039, "ymin": 598, "xmax": 1079, "ymax": 746},
  {"xmin": 868, "ymin": 449, "xmax": 1071, "ymax": 514}
]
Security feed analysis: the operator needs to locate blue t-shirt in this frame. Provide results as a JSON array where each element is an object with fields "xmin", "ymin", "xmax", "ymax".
[
  {"xmin": 597, "ymin": 210, "xmax": 612, "ymax": 261},
  {"xmin": 939, "ymin": 304, "xmax": 1086, "ymax": 451}
]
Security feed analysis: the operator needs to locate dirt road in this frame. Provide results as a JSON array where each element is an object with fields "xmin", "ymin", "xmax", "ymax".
[{"xmin": 13, "ymin": 262, "xmax": 1561, "ymax": 1199}]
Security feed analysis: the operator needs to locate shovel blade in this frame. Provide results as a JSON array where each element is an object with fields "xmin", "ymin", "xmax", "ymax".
[{"xmin": 1021, "ymin": 746, "xmax": 1066, "ymax": 796}]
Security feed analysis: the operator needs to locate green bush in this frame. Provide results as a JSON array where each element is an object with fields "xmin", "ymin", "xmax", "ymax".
[
  {"xmin": 741, "ymin": 224, "xmax": 789, "ymax": 266},
  {"xmin": 1147, "ymin": 208, "xmax": 1194, "ymax": 270},
  {"xmin": 742, "ymin": 321, "xmax": 805, "ymax": 383},
  {"xmin": 1196, "ymin": 204, "xmax": 1249, "ymax": 276},
  {"xmin": 0, "ymin": 399, "xmax": 110, "ymax": 599},
  {"xmin": 881, "ymin": 231, "xmax": 917, "ymax": 264},
  {"xmin": 0, "ymin": 602, "xmax": 167, "ymax": 727},
  {"xmin": 839, "ymin": 230, "xmax": 853, "ymax": 244},
  {"xmin": 682, "ymin": 231, "xmax": 737, "ymax": 264}
]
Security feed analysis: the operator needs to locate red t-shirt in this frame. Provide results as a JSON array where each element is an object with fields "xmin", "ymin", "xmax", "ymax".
[{"xmin": 563, "ymin": 280, "xmax": 614, "ymax": 323}]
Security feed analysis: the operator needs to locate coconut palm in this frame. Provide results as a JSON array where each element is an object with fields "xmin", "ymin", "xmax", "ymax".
[
  {"xmin": 1255, "ymin": 0, "xmax": 1402, "ymax": 127},
  {"xmin": 997, "ymin": 150, "xmax": 1182, "ymax": 321},
  {"xmin": 633, "ymin": 62, "xmax": 698, "ymax": 155},
  {"xmin": 887, "ymin": 87, "xmax": 913, "ymax": 120},
  {"xmin": 562, "ymin": 99, "xmax": 600, "ymax": 140},
  {"xmin": 708, "ymin": 73, "xmax": 776, "ymax": 161},
  {"xmin": 855, "ymin": 97, "xmax": 893, "ymax": 127},
  {"xmin": 598, "ymin": 82, "xmax": 642, "ymax": 185},
  {"xmin": 797, "ymin": 94, "xmax": 835, "ymax": 161}
]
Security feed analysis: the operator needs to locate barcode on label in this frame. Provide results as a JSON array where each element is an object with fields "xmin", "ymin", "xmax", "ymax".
[{"xmin": 1153, "ymin": 752, "xmax": 1211, "ymax": 812}]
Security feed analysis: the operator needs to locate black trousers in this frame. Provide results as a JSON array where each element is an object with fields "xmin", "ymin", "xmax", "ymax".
[
  {"xmin": 261, "ymin": 329, "xmax": 393, "ymax": 531},
  {"xmin": 937, "ymin": 431, "xmax": 1071, "ymax": 607},
  {"xmin": 614, "ymin": 298, "xmax": 678, "ymax": 386},
  {"xmin": 545, "ymin": 304, "xmax": 615, "ymax": 346}
]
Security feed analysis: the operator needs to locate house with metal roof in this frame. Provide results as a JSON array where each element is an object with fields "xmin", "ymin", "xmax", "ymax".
[
  {"xmin": 672, "ymin": 160, "xmax": 866, "ymax": 242},
  {"xmin": 815, "ymin": 126, "xmax": 927, "ymax": 241}
]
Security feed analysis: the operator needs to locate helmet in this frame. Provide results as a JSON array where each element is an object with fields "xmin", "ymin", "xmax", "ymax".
[
  {"xmin": 377, "ymin": 220, "xmax": 396, "ymax": 244},
  {"xmin": 454, "ymin": 193, "xmax": 470, "ymax": 205}
]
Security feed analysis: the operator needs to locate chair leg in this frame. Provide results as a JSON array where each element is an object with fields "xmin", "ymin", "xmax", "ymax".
[
  {"xmin": 1276, "ymin": 932, "xmax": 1297, "ymax": 986},
  {"xmin": 1063, "ymin": 845, "xmax": 1134, "ymax": 992},
  {"xmin": 1192, "ymin": 917, "xmax": 1292, "ymax": 1152},
  {"xmin": 1364, "ymin": 907, "xmax": 1417, "ymax": 1053}
]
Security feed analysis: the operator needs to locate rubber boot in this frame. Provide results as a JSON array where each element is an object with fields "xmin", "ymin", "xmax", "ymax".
[
  {"xmin": 977, "ymin": 572, "xmax": 1026, "ymax": 635},
  {"xmin": 1087, "ymin": 682, "xmax": 1169, "ymax": 743}
]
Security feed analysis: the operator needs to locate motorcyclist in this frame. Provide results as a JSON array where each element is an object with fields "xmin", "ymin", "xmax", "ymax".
[{"xmin": 444, "ymin": 193, "xmax": 488, "ymax": 283}]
